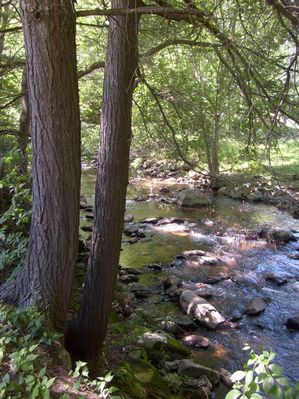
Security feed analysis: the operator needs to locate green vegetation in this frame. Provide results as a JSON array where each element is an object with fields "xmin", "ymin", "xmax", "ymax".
[
  {"xmin": 226, "ymin": 347, "xmax": 299, "ymax": 399},
  {"xmin": 0, "ymin": 0, "xmax": 299, "ymax": 397}
]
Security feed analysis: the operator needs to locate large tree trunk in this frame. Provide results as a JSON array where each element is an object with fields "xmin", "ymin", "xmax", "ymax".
[
  {"xmin": 0, "ymin": 0, "xmax": 81, "ymax": 330},
  {"xmin": 66, "ymin": 0, "xmax": 139, "ymax": 371},
  {"xmin": 18, "ymin": 66, "xmax": 30, "ymax": 174}
]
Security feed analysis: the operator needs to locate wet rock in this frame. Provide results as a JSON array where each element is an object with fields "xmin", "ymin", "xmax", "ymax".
[
  {"xmin": 124, "ymin": 214, "xmax": 134, "ymax": 222},
  {"xmin": 173, "ymin": 315, "xmax": 197, "ymax": 331},
  {"xmin": 130, "ymin": 283, "xmax": 161, "ymax": 298},
  {"xmin": 286, "ymin": 315, "xmax": 299, "ymax": 330},
  {"xmin": 160, "ymin": 320, "xmax": 185, "ymax": 336},
  {"xmin": 141, "ymin": 217, "xmax": 163, "ymax": 224},
  {"xmin": 259, "ymin": 227, "xmax": 294, "ymax": 244},
  {"xmin": 163, "ymin": 276, "xmax": 181, "ymax": 289},
  {"xmin": 182, "ymin": 335, "xmax": 210, "ymax": 349},
  {"xmin": 219, "ymin": 368, "xmax": 233, "ymax": 388},
  {"xmin": 204, "ymin": 276, "xmax": 221, "ymax": 285},
  {"xmin": 85, "ymin": 213, "xmax": 94, "ymax": 220},
  {"xmin": 176, "ymin": 189, "xmax": 213, "ymax": 208},
  {"xmin": 182, "ymin": 249, "xmax": 206, "ymax": 257},
  {"xmin": 137, "ymin": 331, "xmax": 167, "ymax": 350},
  {"xmin": 264, "ymin": 272, "xmax": 288, "ymax": 286},
  {"xmin": 194, "ymin": 287, "xmax": 214, "ymax": 299},
  {"xmin": 230, "ymin": 309, "xmax": 244, "ymax": 321},
  {"xmin": 289, "ymin": 282, "xmax": 299, "ymax": 293},
  {"xmin": 124, "ymin": 223, "xmax": 140, "ymax": 236},
  {"xmin": 80, "ymin": 203, "xmax": 93, "ymax": 211},
  {"xmin": 248, "ymin": 190, "xmax": 264, "ymax": 202},
  {"xmin": 288, "ymin": 253, "xmax": 299, "ymax": 259},
  {"xmin": 245, "ymin": 297, "xmax": 267, "ymax": 315},
  {"xmin": 232, "ymin": 272, "xmax": 266, "ymax": 288},
  {"xmin": 180, "ymin": 290, "xmax": 225, "ymax": 329},
  {"xmin": 177, "ymin": 359, "xmax": 220, "ymax": 386},
  {"xmin": 201, "ymin": 256, "xmax": 219, "ymax": 265},
  {"xmin": 119, "ymin": 274, "xmax": 139, "ymax": 284},
  {"xmin": 146, "ymin": 263, "xmax": 163, "ymax": 271},
  {"xmin": 122, "ymin": 267, "xmax": 142, "ymax": 275}
]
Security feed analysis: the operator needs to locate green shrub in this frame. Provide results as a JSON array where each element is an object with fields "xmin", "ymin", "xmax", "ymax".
[{"xmin": 225, "ymin": 346, "xmax": 299, "ymax": 399}]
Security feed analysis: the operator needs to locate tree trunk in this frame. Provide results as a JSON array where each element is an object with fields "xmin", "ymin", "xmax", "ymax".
[
  {"xmin": 0, "ymin": 0, "xmax": 81, "ymax": 330},
  {"xmin": 66, "ymin": 0, "xmax": 139, "ymax": 371},
  {"xmin": 18, "ymin": 66, "xmax": 30, "ymax": 174}
]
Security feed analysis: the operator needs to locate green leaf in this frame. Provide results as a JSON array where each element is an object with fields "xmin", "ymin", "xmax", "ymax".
[
  {"xmin": 42, "ymin": 388, "xmax": 50, "ymax": 399},
  {"xmin": 231, "ymin": 371, "xmax": 246, "ymax": 382},
  {"xmin": 245, "ymin": 371, "xmax": 253, "ymax": 384},
  {"xmin": 225, "ymin": 389, "xmax": 241, "ymax": 399},
  {"xmin": 45, "ymin": 377, "xmax": 56, "ymax": 388},
  {"xmin": 263, "ymin": 376, "xmax": 274, "ymax": 394},
  {"xmin": 250, "ymin": 394, "xmax": 262, "ymax": 399}
]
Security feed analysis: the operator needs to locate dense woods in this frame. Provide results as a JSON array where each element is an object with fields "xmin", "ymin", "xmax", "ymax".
[{"xmin": 0, "ymin": 0, "xmax": 299, "ymax": 398}]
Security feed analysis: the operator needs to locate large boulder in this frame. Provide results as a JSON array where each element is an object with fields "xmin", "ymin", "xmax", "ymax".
[
  {"xmin": 179, "ymin": 290, "xmax": 225, "ymax": 329},
  {"xmin": 176, "ymin": 190, "xmax": 212, "ymax": 208},
  {"xmin": 177, "ymin": 359, "xmax": 220, "ymax": 386}
]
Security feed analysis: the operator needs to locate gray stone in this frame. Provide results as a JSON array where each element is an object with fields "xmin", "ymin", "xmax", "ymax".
[
  {"xmin": 182, "ymin": 335, "xmax": 210, "ymax": 349},
  {"xmin": 180, "ymin": 290, "xmax": 225, "ymax": 329},
  {"xmin": 124, "ymin": 214, "xmax": 134, "ymax": 222},
  {"xmin": 259, "ymin": 227, "xmax": 294, "ymax": 244},
  {"xmin": 246, "ymin": 297, "xmax": 267, "ymax": 315},
  {"xmin": 176, "ymin": 189, "xmax": 212, "ymax": 208},
  {"xmin": 177, "ymin": 359, "xmax": 220, "ymax": 386}
]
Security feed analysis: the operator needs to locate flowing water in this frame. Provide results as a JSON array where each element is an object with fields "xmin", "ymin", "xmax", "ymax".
[{"xmin": 81, "ymin": 170, "xmax": 299, "ymax": 386}]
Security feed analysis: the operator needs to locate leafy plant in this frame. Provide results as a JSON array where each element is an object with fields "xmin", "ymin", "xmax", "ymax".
[
  {"xmin": 70, "ymin": 361, "xmax": 123, "ymax": 398},
  {"xmin": 226, "ymin": 346, "xmax": 299, "ymax": 399}
]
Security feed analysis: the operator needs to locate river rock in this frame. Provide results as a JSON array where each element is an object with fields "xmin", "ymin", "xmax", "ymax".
[
  {"xmin": 182, "ymin": 335, "xmax": 210, "ymax": 349},
  {"xmin": 160, "ymin": 320, "xmax": 185, "ymax": 336},
  {"xmin": 137, "ymin": 332, "xmax": 167, "ymax": 350},
  {"xmin": 245, "ymin": 297, "xmax": 267, "ymax": 315},
  {"xmin": 119, "ymin": 274, "xmax": 139, "ymax": 283},
  {"xmin": 289, "ymin": 282, "xmax": 299, "ymax": 293},
  {"xmin": 259, "ymin": 227, "xmax": 294, "ymax": 244},
  {"xmin": 163, "ymin": 276, "xmax": 181, "ymax": 289},
  {"xmin": 176, "ymin": 189, "xmax": 212, "ymax": 208},
  {"xmin": 264, "ymin": 272, "xmax": 288, "ymax": 286},
  {"xmin": 124, "ymin": 223, "xmax": 140, "ymax": 236},
  {"xmin": 286, "ymin": 315, "xmax": 299, "ymax": 330},
  {"xmin": 219, "ymin": 368, "xmax": 233, "ymax": 388},
  {"xmin": 124, "ymin": 214, "xmax": 134, "ymax": 222},
  {"xmin": 173, "ymin": 315, "xmax": 197, "ymax": 331},
  {"xmin": 179, "ymin": 290, "xmax": 225, "ymax": 329},
  {"xmin": 177, "ymin": 359, "xmax": 220, "ymax": 386}
]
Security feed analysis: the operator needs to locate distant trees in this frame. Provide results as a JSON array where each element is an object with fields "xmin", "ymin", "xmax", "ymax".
[{"xmin": 0, "ymin": 0, "xmax": 298, "ymax": 374}]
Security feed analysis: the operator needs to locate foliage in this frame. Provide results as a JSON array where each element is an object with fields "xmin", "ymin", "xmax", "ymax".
[
  {"xmin": 0, "ymin": 305, "xmax": 60, "ymax": 399},
  {"xmin": 225, "ymin": 346, "xmax": 299, "ymax": 399},
  {"xmin": 0, "ymin": 149, "xmax": 31, "ymax": 273},
  {"xmin": 0, "ymin": 304, "xmax": 123, "ymax": 399},
  {"xmin": 70, "ymin": 361, "xmax": 123, "ymax": 398}
]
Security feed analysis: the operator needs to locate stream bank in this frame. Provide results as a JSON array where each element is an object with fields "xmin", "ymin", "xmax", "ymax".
[{"xmin": 79, "ymin": 169, "xmax": 299, "ymax": 398}]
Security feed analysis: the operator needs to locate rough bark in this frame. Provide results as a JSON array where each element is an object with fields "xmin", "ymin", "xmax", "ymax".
[
  {"xmin": 18, "ymin": 66, "xmax": 30, "ymax": 174},
  {"xmin": 0, "ymin": 0, "xmax": 81, "ymax": 329},
  {"xmin": 66, "ymin": 0, "xmax": 139, "ymax": 371}
]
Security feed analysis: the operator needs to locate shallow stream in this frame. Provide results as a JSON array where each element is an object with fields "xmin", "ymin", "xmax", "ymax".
[{"xmin": 81, "ymin": 171, "xmax": 299, "ymax": 385}]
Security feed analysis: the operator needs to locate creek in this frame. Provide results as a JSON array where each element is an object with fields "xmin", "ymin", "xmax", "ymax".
[{"xmin": 81, "ymin": 170, "xmax": 299, "ymax": 386}]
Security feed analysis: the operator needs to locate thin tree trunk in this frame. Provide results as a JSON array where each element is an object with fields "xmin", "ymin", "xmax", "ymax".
[
  {"xmin": 66, "ymin": 0, "xmax": 139, "ymax": 372},
  {"xmin": 0, "ymin": 0, "xmax": 81, "ymax": 330}
]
